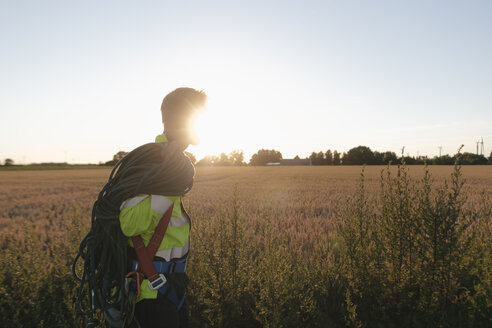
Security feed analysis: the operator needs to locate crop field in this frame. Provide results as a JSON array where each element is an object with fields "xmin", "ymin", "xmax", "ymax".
[{"xmin": 0, "ymin": 165, "xmax": 491, "ymax": 327}]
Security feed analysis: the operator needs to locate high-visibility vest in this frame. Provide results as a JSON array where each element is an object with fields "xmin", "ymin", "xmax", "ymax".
[{"xmin": 119, "ymin": 133, "xmax": 191, "ymax": 302}]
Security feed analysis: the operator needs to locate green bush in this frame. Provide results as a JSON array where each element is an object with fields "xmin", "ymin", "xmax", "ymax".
[{"xmin": 341, "ymin": 161, "xmax": 492, "ymax": 327}]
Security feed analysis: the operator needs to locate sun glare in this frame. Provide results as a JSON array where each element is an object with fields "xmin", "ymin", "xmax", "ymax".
[
  {"xmin": 190, "ymin": 93, "xmax": 252, "ymax": 161},
  {"xmin": 192, "ymin": 96, "xmax": 227, "ymax": 159}
]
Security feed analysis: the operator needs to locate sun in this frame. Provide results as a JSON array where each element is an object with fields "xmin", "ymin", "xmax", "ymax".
[
  {"xmin": 189, "ymin": 94, "xmax": 247, "ymax": 161},
  {"xmin": 192, "ymin": 97, "xmax": 224, "ymax": 157},
  {"xmin": 186, "ymin": 83, "xmax": 266, "ymax": 162}
]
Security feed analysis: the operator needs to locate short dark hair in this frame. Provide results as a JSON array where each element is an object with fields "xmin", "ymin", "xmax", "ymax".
[{"xmin": 161, "ymin": 87, "xmax": 207, "ymax": 130}]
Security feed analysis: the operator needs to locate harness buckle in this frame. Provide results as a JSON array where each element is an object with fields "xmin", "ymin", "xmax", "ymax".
[{"xmin": 148, "ymin": 273, "xmax": 167, "ymax": 290}]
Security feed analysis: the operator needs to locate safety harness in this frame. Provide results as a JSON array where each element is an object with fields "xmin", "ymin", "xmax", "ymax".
[{"xmin": 126, "ymin": 202, "xmax": 186, "ymax": 310}]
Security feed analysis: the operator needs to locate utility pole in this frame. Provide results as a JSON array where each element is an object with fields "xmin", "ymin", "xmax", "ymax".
[
  {"xmin": 438, "ymin": 146, "xmax": 442, "ymax": 158},
  {"xmin": 476, "ymin": 140, "xmax": 480, "ymax": 155}
]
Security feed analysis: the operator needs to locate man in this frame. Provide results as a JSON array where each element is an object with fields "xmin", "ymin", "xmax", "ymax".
[{"xmin": 119, "ymin": 88, "xmax": 207, "ymax": 328}]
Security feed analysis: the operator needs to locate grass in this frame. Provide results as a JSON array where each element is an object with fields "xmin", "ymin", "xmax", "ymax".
[{"xmin": 0, "ymin": 165, "xmax": 491, "ymax": 327}]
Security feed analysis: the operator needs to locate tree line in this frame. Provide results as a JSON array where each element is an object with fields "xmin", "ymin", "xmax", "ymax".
[
  {"xmin": 3, "ymin": 146, "xmax": 491, "ymax": 167},
  {"xmin": 309, "ymin": 145, "xmax": 491, "ymax": 165},
  {"xmin": 194, "ymin": 146, "xmax": 492, "ymax": 166}
]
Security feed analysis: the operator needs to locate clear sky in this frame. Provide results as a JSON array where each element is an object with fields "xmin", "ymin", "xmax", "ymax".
[{"xmin": 1, "ymin": 0, "xmax": 491, "ymax": 164}]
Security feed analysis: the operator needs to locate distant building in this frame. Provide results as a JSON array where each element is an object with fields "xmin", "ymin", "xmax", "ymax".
[
  {"xmin": 280, "ymin": 158, "xmax": 312, "ymax": 166},
  {"xmin": 278, "ymin": 158, "xmax": 312, "ymax": 166}
]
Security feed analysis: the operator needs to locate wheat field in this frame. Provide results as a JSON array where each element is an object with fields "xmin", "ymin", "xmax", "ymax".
[{"xmin": 0, "ymin": 166, "xmax": 491, "ymax": 327}]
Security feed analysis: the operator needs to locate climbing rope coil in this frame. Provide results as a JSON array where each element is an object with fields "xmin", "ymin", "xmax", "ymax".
[{"xmin": 72, "ymin": 142, "xmax": 195, "ymax": 327}]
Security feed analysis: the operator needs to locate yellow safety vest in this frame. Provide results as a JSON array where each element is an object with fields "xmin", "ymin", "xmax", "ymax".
[{"xmin": 119, "ymin": 134, "xmax": 191, "ymax": 301}]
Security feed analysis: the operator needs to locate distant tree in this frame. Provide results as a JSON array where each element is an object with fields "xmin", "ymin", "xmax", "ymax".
[
  {"xmin": 343, "ymin": 146, "xmax": 376, "ymax": 165},
  {"xmin": 373, "ymin": 151, "xmax": 383, "ymax": 165},
  {"xmin": 197, "ymin": 155, "xmax": 218, "ymax": 166},
  {"xmin": 105, "ymin": 151, "xmax": 129, "ymax": 166},
  {"xmin": 250, "ymin": 149, "xmax": 282, "ymax": 166},
  {"xmin": 217, "ymin": 152, "xmax": 233, "ymax": 166},
  {"xmin": 333, "ymin": 151, "xmax": 341, "ymax": 165},
  {"xmin": 309, "ymin": 152, "xmax": 316, "ymax": 165},
  {"xmin": 317, "ymin": 151, "xmax": 325, "ymax": 165},
  {"xmin": 114, "ymin": 151, "xmax": 128, "ymax": 162},
  {"xmin": 4, "ymin": 158, "xmax": 14, "ymax": 166},
  {"xmin": 185, "ymin": 151, "xmax": 196, "ymax": 165},
  {"xmin": 489, "ymin": 151, "xmax": 492, "ymax": 164},
  {"xmin": 294, "ymin": 155, "xmax": 300, "ymax": 160},
  {"xmin": 325, "ymin": 150, "xmax": 333, "ymax": 165},
  {"xmin": 431, "ymin": 155, "xmax": 454, "ymax": 165},
  {"xmin": 460, "ymin": 152, "xmax": 488, "ymax": 165},
  {"xmin": 229, "ymin": 150, "xmax": 245, "ymax": 166},
  {"xmin": 196, "ymin": 150, "xmax": 244, "ymax": 166},
  {"xmin": 309, "ymin": 151, "xmax": 327, "ymax": 165},
  {"xmin": 403, "ymin": 156, "xmax": 419, "ymax": 165},
  {"xmin": 382, "ymin": 151, "xmax": 398, "ymax": 165}
]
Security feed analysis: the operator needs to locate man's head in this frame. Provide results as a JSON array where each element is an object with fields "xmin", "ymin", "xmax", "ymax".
[{"xmin": 161, "ymin": 87, "xmax": 207, "ymax": 147}]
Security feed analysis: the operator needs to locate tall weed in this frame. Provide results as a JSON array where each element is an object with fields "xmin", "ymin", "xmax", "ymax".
[{"xmin": 341, "ymin": 159, "xmax": 491, "ymax": 327}]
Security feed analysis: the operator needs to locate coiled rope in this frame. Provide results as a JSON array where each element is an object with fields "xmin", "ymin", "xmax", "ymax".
[{"xmin": 72, "ymin": 141, "xmax": 195, "ymax": 327}]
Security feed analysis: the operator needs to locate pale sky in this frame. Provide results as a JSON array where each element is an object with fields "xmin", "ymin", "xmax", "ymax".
[{"xmin": 1, "ymin": 0, "xmax": 491, "ymax": 164}]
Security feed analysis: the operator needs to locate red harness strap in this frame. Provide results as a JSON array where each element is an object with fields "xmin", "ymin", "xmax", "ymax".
[{"xmin": 131, "ymin": 203, "xmax": 174, "ymax": 286}]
